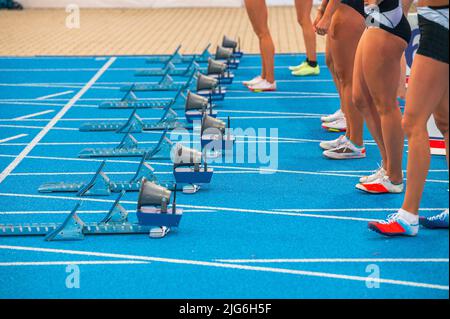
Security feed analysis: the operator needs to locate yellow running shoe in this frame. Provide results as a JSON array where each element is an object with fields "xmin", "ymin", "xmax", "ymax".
[
  {"xmin": 288, "ymin": 61, "xmax": 308, "ymax": 71},
  {"xmin": 292, "ymin": 64, "xmax": 320, "ymax": 76}
]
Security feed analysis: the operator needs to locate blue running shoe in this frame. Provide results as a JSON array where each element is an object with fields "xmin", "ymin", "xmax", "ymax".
[{"xmin": 420, "ymin": 209, "xmax": 449, "ymax": 229}]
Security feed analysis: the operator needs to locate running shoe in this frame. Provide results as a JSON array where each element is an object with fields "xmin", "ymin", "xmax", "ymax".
[
  {"xmin": 359, "ymin": 164, "xmax": 386, "ymax": 184},
  {"xmin": 319, "ymin": 135, "xmax": 348, "ymax": 150},
  {"xmin": 322, "ymin": 117, "xmax": 347, "ymax": 132},
  {"xmin": 289, "ymin": 61, "xmax": 308, "ymax": 71},
  {"xmin": 292, "ymin": 64, "xmax": 320, "ymax": 76},
  {"xmin": 323, "ymin": 141, "xmax": 366, "ymax": 160},
  {"xmin": 321, "ymin": 109, "xmax": 344, "ymax": 123},
  {"xmin": 368, "ymin": 212, "xmax": 419, "ymax": 237},
  {"xmin": 420, "ymin": 209, "xmax": 449, "ymax": 229},
  {"xmin": 243, "ymin": 76, "xmax": 263, "ymax": 87},
  {"xmin": 249, "ymin": 80, "xmax": 277, "ymax": 92},
  {"xmin": 356, "ymin": 175, "xmax": 404, "ymax": 194}
]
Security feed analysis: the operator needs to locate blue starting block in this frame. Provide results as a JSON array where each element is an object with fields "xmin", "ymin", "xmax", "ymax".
[
  {"xmin": 79, "ymin": 129, "xmax": 173, "ymax": 159},
  {"xmin": 38, "ymin": 153, "xmax": 173, "ymax": 196},
  {"xmin": 215, "ymin": 46, "xmax": 240, "ymax": 70},
  {"xmin": 136, "ymin": 58, "xmax": 200, "ymax": 77},
  {"xmin": 0, "ymin": 184, "xmax": 182, "ymax": 241},
  {"xmin": 184, "ymin": 91, "xmax": 218, "ymax": 123},
  {"xmin": 206, "ymin": 59, "xmax": 234, "ymax": 85},
  {"xmin": 80, "ymin": 104, "xmax": 192, "ymax": 133},
  {"xmin": 222, "ymin": 35, "xmax": 244, "ymax": 59},
  {"xmin": 120, "ymin": 69, "xmax": 197, "ymax": 92},
  {"xmin": 99, "ymin": 86, "xmax": 186, "ymax": 110},
  {"xmin": 196, "ymin": 74, "xmax": 226, "ymax": 102},
  {"xmin": 201, "ymin": 114, "xmax": 235, "ymax": 157},
  {"xmin": 146, "ymin": 44, "xmax": 212, "ymax": 64}
]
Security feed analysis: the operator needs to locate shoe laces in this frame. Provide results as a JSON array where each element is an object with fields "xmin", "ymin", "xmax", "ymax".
[{"xmin": 379, "ymin": 213, "xmax": 401, "ymax": 224}]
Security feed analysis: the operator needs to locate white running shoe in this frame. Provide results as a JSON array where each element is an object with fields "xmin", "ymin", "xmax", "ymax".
[
  {"xmin": 319, "ymin": 135, "xmax": 348, "ymax": 150},
  {"xmin": 323, "ymin": 141, "xmax": 366, "ymax": 160},
  {"xmin": 321, "ymin": 109, "xmax": 344, "ymax": 123},
  {"xmin": 249, "ymin": 80, "xmax": 277, "ymax": 92},
  {"xmin": 359, "ymin": 164, "xmax": 386, "ymax": 184},
  {"xmin": 322, "ymin": 117, "xmax": 347, "ymax": 132},
  {"xmin": 356, "ymin": 175, "xmax": 404, "ymax": 194},
  {"xmin": 243, "ymin": 76, "xmax": 263, "ymax": 87}
]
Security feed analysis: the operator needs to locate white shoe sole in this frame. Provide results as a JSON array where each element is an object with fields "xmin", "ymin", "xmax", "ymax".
[{"xmin": 323, "ymin": 152, "xmax": 366, "ymax": 160}]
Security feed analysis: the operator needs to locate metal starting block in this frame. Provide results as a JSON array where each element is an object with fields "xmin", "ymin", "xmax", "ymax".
[
  {"xmin": 38, "ymin": 154, "xmax": 164, "ymax": 196},
  {"xmin": 206, "ymin": 58, "xmax": 234, "ymax": 85},
  {"xmin": 136, "ymin": 58, "xmax": 200, "ymax": 77},
  {"xmin": 185, "ymin": 91, "xmax": 217, "ymax": 123},
  {"xmin": 99, "ymin": 86, "xmax": 185, "ymax": 110},
  {"xmin": 80, "ymin": 105, "xmax": 192, "ymax": 133},
  {"xmin": 201, "ymin": 114, "xmax": 235, "ymax": 157},
  {"xmin": 172, "ymin": 144, "xmax": 213, "ymax": 193},
  {"xmin": 146, "ymin": 44, "xmax": 212, "ymax": 64},
  {"xmin": 215, "ymin": 46, "xmax": 240, "ymax": 70},
  {"xmin": 0, "ymin": 184, "xmax": 182, "ymax": 241},
  {"xmin": 196, "ymin": 74, "xmax": 226, "ymax": 101},
  {"xmin": 120, "ymin": 69, "xmax": 196, "ymax": 92},
  {"xmin": 79, "ymin": 129, "xmax": 173, "ymax": 159},
  {"xmin": 222, "ymin": 35, "xmax": 244, "ymax": 59}
]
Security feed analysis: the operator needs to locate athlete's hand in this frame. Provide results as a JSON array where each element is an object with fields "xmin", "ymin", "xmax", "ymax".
[
  {"xmin": 313, "ymin": 10, "xmax": 324, "ymax": 31},
  {"xmin": 315, "ymin": 15, "xmax": 331, "ymax": 36}
]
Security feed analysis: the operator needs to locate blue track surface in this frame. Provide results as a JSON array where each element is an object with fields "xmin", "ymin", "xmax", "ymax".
[{"xmin": 0, "ymin": 54, "xmax": 448, "ymax": 299}]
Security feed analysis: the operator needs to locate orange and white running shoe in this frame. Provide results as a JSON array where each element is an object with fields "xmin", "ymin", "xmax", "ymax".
[{"xmin": 356, "ymin": 175, "xmax": 404, "ymax": 194}]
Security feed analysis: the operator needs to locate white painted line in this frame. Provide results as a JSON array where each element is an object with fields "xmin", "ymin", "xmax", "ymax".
[
  {"xmin": 0, "ymin": 57, "xmax": 116, "ymax": 185},
  {"xmin": 274, "ymin": 208, "xmax": 447, "ymax": 213},
  {"xmin": 215, "ymin": 258, "xmax": 450, "ymax": 264},
  {"xmin": 9, "ymin": 170, "xmax": 257, "ymax": 177},
  {"xmin": 0, "ymin": 124, "xmax": 77, "ymax": 131},
  {"xmin": 226, "ymin": 96, "xmax": 339, "ymax": 100},
  {"xmin": 0, "ymin": 134, "xmax": 28, "ymax": 144},
  {"xmin": 0, "ymin": 209, "xmax": 215, "ymax": 215},
  {"xmin": 36, "ymin": 91, "xmax": 74, "ymax": 101},
  {"xmin": 13, "ymin": 110, "xmax": 55, "ymax": 120},
  {"xmin": 0, "ymin": 260, "xmax": 150, "ymax": 267},
  {"xmin": 0, "ymin": 245, "xmax": 446, "ymax": 291}
]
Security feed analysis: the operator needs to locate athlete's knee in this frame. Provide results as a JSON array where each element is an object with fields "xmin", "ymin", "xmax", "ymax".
[
  {"xmin": 255, "ymin": 28, "xmax": 271, "ymax": 40},
  {"xmin": 434, "ymin": 115, "xmax": 449, "ymax": 136},
  {"xmin": 352, "ymin": 91, "xmax": 368, "ymax": 112},
  {"xmin": 402, "ymin": 113, "xmax": 427, "ymax": 137},
  {"xmin": 297, "ymin": 14, "xmax": 311, "ymax": 27},
  {"xmin": 334, "ymin": 66, "xmax": 352, "ymax": 87}
]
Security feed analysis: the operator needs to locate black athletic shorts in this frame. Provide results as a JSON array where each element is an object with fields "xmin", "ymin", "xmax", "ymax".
[{"xmin": 417, "ymin": 14, "xmax": 449, "ymax": 64}]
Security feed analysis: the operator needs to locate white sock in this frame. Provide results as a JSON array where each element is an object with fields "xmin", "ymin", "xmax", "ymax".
[{"xmin": 398, "ymin": 208, "xmax": 419, "ymax": 225}]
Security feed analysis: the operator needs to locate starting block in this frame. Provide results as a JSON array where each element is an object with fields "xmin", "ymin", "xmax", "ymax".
[
  {"xmin": 196, "ymin": 74, "xmax": 226, "ymax": 102},
  {"xmin": 215, "ymin": 46, "xmax": 240, "ymax": 70},
  {"xmin": 80, "ymin": 104, "xmax": 191, "ymax": 133},
  {"xmin": 0, "ymin": 185, "xmax": 182, "ymax": 241},
  {"xmin": 120, "ymin": 69, "xmax": 196, "ymax": 92},
  {"xmin": 79, "ymin": 129, "xmax": 173, "ymax": 159},
  {"xmin": 136, "ymin": 58, "xmax": 200, "ymax": 77},
  {"xmin": 38, "ymin": 154, "xmax": 164, "ymax": 196},
  {"xmin": 201, "ymin": 114, "xmax": 235, "ymax": 156},
  {"xmin": 185, "ymin": 91, "xmax": 217, "ymax": 123},
  {"xmin": 99, "ymin": 87, "xmax": 185, "ymax": 110},
  {"xmin": 172, "ymin": 144, "xmax": 213, "ymax": 193},
  {"xmin": 146, "ymin": 44, "xmax": 212, "ymax": 64},
  {"xmin": 206, "ymin": 58, "xmax": 234, "ymax": 85},
  {"xmin": 222, "ymin": 35, "xmax": 244, "ymax": 59}
]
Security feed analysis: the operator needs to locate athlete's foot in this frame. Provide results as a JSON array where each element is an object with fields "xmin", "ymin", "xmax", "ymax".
[
  {"xmin": 289, "ymin": 61, "xmax": 308, "ymax": 71},
  {"xmin": 322, "ymin": 117, "xmax": 347, "ymax": 132},
  {"xmin": 359, "ymin": 164, "xmax": 386, "ymax": 184},
  {"xmin": 243, "ymin": 76, "xmax": 263, "ymax": 87},
  {"xmin": 323, "ymin": 141, "xmax": 366, "ymax": 160},
  {"xmin": 420, "ymin": 209, "xmax": 449, "ymax": 229},
  {"xmin": 319, "ymin": 135, "xmax": 348, "ymax": 150},
  {"xmin": 249, "ymin": 80, "xmax": 277, "ymax": 92},
  {"xmin": 292, "ymin": 64, "xmax": 320, "ymax": 76},
  {"xmin": 356, "ymin": 175, "xmax": 404, "ymax": 194},
  {"xmin": 368, "ymin": 210, "xmax": 419, "ymax": 237},
  {"xmin": 321, "ymin": 109, "xmax": 344, "ymax": 123}
]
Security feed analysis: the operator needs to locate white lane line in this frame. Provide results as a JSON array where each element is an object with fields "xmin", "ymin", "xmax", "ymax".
[
  {"xmin": 0, "ymin": 209, "xmax": 215, "ymax": 215},
  {"xmin": 0, "ymin": 245, "xmax": 446, "ymax": 291},
  {"xmin": 36, "ymin": 90, "xmax": 74, "ymax": 101},
  {"xmin": 9, "ymin": 170, "xmax": 257, "ymax": 177},
  {"xmin": 0, "ymin": 57, "xmax": 116, "ymax": 185},
  {"xmin": 13, "ymin": 110, "xmax": 55, "ymax": 120},
  {"xmin": 228, "ymin": 90, "xmax": 338, "ymax": 96},
  {"xmin": 215, "ymin": 258, "xmax": 450, "ymax": 264},
  {"xmin": 274, "ymin": 208, "xmax": 447, "ymax": 213},
  {"xmin": 0, "ymin": 134, "xmax": 28, "ymax": 144},
  {"xmin": 0, "ymin": 124, "xmax": 77, "ymax": 131},
  {"xmin": 226, "ymin": 96, "xmax": 339, "ymax": 100},
  {"xmin": 0, "ymin": 260, "xmax": 150, "ymax": 267}
]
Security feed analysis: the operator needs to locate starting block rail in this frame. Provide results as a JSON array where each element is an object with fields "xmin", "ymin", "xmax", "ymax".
[
  {"xmin": 120, "ymin": 70, "xmax": 197, "ymax": 92},
  {"xmin": 146, "ymin": 44, "xmax": 212, "ymax": 64}
]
